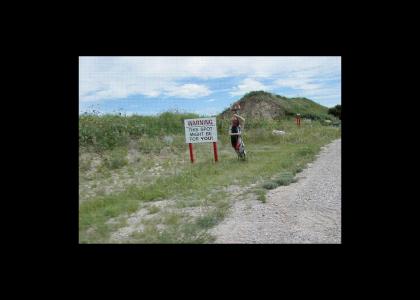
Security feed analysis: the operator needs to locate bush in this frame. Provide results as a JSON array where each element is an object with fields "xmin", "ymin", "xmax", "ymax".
[
  {"xmin": 262, "ymin": 172, "xmax": 296, "ymax": 190},
  {"xmin": 328, "ymin": 105, "xmax": 341, "ymax": 120},
  {"xmin": 299, "ymin": 113, "xmax": 325, "ymax": 121},
  {"xmin": 273, "ymin": 172, "xmax": 296, "ymax": 186},
  {"xmin": 262, "ymin": 181, "xmax": 279, "ymax": 190}
]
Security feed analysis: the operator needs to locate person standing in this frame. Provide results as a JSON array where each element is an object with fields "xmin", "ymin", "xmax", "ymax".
[{"xmin": 229, "ymin": 114, "xmax": 245, "ymax": 154}]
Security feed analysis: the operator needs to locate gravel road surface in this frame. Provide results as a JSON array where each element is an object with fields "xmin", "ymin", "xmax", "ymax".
[{"xmin": 211, "ymin": 139, "xmax": 341, "ymax": 243}]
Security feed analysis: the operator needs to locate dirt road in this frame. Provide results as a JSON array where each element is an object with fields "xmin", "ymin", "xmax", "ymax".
[{"xmin": 210, "ymin": 139, "xmax": 341, "ymax": 243}]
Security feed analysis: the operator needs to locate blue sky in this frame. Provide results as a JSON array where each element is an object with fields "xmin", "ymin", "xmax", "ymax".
[{"xmin": 79, "ymin": 56, "xmax": 341, "ymax": 116}]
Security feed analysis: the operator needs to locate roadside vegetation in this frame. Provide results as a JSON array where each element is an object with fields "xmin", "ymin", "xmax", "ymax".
[{"xmin": 79, "ymin": 109, "xmax": 341, "ymax": 243}]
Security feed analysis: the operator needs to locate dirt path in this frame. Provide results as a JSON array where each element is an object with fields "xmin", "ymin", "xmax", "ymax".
[{"xmin": 210, "ymin": 139, "xmax": 341, "ymax": 243}]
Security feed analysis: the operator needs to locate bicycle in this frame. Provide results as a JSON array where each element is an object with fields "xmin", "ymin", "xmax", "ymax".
[
  {"xmin": 237, "ymin": 137, "xmax": 247, "ymax": 161},
  {"xmin": 230, "ymin": 105, "xmax": 247, "ymax": 161}
]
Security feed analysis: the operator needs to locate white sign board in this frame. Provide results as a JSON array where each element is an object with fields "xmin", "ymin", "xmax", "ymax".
[{"xmin": 184, "ymin": 117, "xmax": 218, "ymax": 144}]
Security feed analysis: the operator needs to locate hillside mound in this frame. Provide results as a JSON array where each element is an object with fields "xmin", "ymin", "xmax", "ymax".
[{"xmin": 219, "ymin": 91, "xmax": 330, "ymax": 121}]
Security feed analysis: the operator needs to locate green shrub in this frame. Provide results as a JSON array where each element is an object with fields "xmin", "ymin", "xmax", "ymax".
[
  {"xmin": 195, "ymin": 209, "xmax": 226, "ymax": 229},
  {"xmin": 254, "ymin": 189, "xmax": 267, "ymax": 202},
  {"xmin": 273, "ymin": 172, "xmax": 296, "ymax": 186},
  {"xmin": 262, "ymin": 181, "xmax": 279, "ymax": 190},
  {"xmin": 328, "ymin": 105, "xmax": 341, "ymax": 120},
  {"xmin": 262, "ymin": 172, "xmax": 296, "ymax": 190}
]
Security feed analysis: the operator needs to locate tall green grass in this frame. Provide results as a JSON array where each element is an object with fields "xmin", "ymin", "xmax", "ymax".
[{"xmin": 79, "ymin": 112, "xmax": 199, "ymax": 151}]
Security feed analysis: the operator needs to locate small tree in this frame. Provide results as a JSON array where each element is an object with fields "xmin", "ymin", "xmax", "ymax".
[{"xmin": 328, "ymin": 105, "xmax": 341, "ymax": 120}]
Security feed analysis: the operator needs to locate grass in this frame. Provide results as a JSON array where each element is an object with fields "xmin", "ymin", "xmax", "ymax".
[
  {"xmin": 79, "ymin": 113, "xmax": 341, "ymax": 243},
  {"xmin": 254, "ymin": 188, "xmax": 267, "ymax": 203}
]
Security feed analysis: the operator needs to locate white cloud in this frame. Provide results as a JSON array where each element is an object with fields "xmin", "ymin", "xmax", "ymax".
[
  {"xmin": 230, "ymin": 78, "xmax": 270, "ymax": 96},
  {"xmin": 272, "ymin": 62, "xmax": 341, "ymax": 104},
  {"xmin": 192, "ymin": 107, "xmax": 220, "ymax": 116},
  {"xmin": 79, "ymin": 56, "xmax": 340, "ymax": 102},
  {"xmin": 274, "ymin": 78, "xmax": 321, "ymax": 91},
  {"xmin": 164, "ymin": 84, "xmax": 211, "ymax": 98}
]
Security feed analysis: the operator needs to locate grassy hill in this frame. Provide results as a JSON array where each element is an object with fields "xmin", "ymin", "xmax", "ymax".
[{"xmin": 219, "ymin": 91, "xmax": 334, "ymax": 121}]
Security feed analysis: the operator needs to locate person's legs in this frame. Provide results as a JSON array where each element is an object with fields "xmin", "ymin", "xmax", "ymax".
[
  {"xmin": 235, "ymin": 138, "xmax": 241, "ymax": 151},
  {"xmin": 231, "ymin": 140, "xmax": 238, "ymax": 154}
]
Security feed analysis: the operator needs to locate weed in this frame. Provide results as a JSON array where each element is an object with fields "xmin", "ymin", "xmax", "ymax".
[{"xmin": 254, "ymin": 189, "xmax": 267, "ymax": 203}]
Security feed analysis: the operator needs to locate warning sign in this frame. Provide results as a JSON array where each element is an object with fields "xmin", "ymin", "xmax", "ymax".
[{"xmin": 184, "ymin": 117, "xmax": 218, "ymax": 144}]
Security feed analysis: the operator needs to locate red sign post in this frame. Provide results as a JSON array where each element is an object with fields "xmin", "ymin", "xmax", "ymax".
[
  {"xmin": 213, "ymin": 142, "xmax": 218, "ymax": 162},
  {"xmin": 188, "ymin": 143, "xmax": 194, "ymax": 163},
  {"xmin": 188, "ymin": 142, "xmax": 218, "ymax": 164},
  {"xmin": 296, "ymin": 114, "xmax": 301, "ymax": 127}
]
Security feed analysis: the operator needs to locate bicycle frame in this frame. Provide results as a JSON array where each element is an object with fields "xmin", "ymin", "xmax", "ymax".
[{"xmin": 237, "ymin": 136, "xmax": 246, "ymax": 160}]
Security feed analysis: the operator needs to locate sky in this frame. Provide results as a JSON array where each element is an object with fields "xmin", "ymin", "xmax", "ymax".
[{"xmin": 79, "ymin": 56, "xmax": 341, "ymax": 116}]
